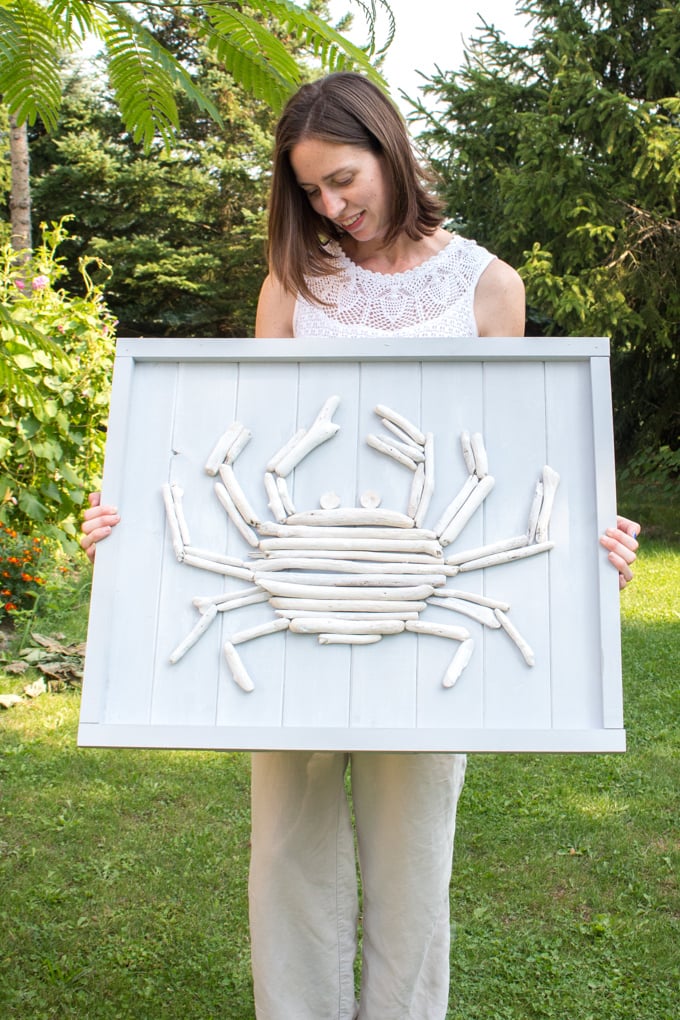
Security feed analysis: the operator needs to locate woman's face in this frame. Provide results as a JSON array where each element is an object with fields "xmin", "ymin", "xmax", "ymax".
[{"xmin": 289, "ymin": 138, "xmax": 392, "ymax": 244}]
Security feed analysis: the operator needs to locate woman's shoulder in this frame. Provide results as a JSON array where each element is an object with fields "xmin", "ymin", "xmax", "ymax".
[{"xmin": 474, "ymin": 258, "xmax": 526, "ymax": 337}]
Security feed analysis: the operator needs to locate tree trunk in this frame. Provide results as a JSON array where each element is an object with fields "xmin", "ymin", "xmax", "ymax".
[{"xmin": 9, "ymin": 114, "xmax": 31, "ymax": 256}]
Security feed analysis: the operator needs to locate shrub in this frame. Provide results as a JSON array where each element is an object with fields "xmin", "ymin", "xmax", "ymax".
[{"xmin": 0, "ymin": 219, "xmax": 116, "ymax": 547}]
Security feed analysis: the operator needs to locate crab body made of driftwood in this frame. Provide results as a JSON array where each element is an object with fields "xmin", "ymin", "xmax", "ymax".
[{"xmin": 162, "ymin": 396, "xmax": 560, "ymax": 692}]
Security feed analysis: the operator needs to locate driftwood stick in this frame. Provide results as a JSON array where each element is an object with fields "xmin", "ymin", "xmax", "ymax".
[
  {"xmin": 218, "ymin": 464, "xmax": 260, "ymax": 526},
  {"xmin": 445, "ymin": 534, "xmax": 528, "ymax": 566},
  {"xmin": 254, "ymin": 570, "xmax": 447, "ymax": 587},
  {"xmin": 470, "ymin": 432, "xmax": 489, "ymax": 478},
  {"xmin": 204, "ymin": 422, "xmax": 243, "ymax": 475},
  {"xmin": 267, "ymin": 427, "xmax": 306, "ymax": 473},
  {"xmin": 223, "ymin": 641, "xmax": 254, "ymax": 692},
  {"xmin": 183, "ymin": 553, "xmax": 254, "ymax": 581},
  {"xmin": 377, "ymin": 435, "xmax": 425, "ymax": 463},
  {"xmin": 285, "ymin": 507, "xmax": 415, "ymax": 528},
  {"xmin": 460, "ymin": 431, "xmax": 476, "ymax": 475},
  {"xmin": 414, "ymin": 433, "xmax": 435, "ymax": 528},
  {"xmin": 224, "ymin": 425, "xmax": 252, "ymax": 465},
  {"xmin": 494, "ymin": 609, "xmax": 535, "ymax": 666},
  {"xmin": 319, "ymin": 634, "xmax": 382, "ymax": 645},
  {"xmin": 276, "ymin": 476, "xmax": 296, "ymax": 516},
  {"xmin": 257, "ymin": 537, "xmax": 442, "ymax": 555},
  {"xmin": 407, "ymin": 462, "xmax": 425, "ymax": 518},
  {"xmin": 271, "ymin": 598, "xmax": 428, "ymax": 613},
  {"xmin": 289, "ymin": 618, "xmax": 406, "ymax": 635},
  {"xmin": 457, "ymin": 541, "xmax": 554, "ymax": 573},
  {"xmin": 252, "ymin": 547, "xmax": 445, "ymax": 562},
  {"xmin": 275, "ymin": 396, "xmax": 341, "ymax": 477},
  {"xmin": 170, "ymin": 484, "xmax": 192, "ymax": 546},
  {"xmin": 230, "ymin": 618, "xmax": 289, "ymax": 645},
  {"xmin": 443, "ymin": 638, "xmax": 475, "ymax": 688},
  {"xmin": 439, "ymin": 474, "xmax": 495, "ymax": 547},
  {"xmin": 162, "ymin": 483, "xmax": 185, "ymax": 561},
  {"xmin": 258, "ymin": 579, "xmax": 435, "ymax": 600},
  {"xmin": 374, "ymin": 404, "xmax": 425, "ymax": 446},
  {"xmin": 366, "ymin": 434, "xmax": 418, "ymax": 471},
  {"xmin": 276, "ymin": 609, "xmax": 419, "ymax": 620},
  {"xmin": 252, "ymin": 557, "xmax": 449, "ymax": 574},
  {"xmin": 184, "ymin": 546, "xmax": 246, "ymax": 568},
  {"xmin": 432, "ymin": 474, "xmax": 478, "ymax": 537},
  {"xmin": 215, "ymin": 592, "xmax": 270, "ymax": 613},
  {"xmin": 193, "ymin": 590, "xmax": 268, "ymax": 614},
  {"xmin": 381, "ymin": 417, "xmax": 422, "ymax": 447},
  {"xmin": 256, "ymin": 523, "xmax": 437, "ymax": 540},
  {"xmin": 405, "ymin": 620, "xmax": 471, "ymax": 641},
  {"xmin": 192, "ymin": 585, "xmax": 261, "ymax": 609},
  {"xmin": 526, "ymin": 479, "xmax": 544, "ymax": 543},
  {"xmin": 428, "ymin": 597, "xmax": 501, "ymax": 628},
  {"xmin": 433, "ymin": 589, "xmax": 511, "ymax": 612},
  {"xmin": 169, "ymin": 604, "xmax": 218, "ymax": 664},
  {"xmin": 214, "ymin": 482, "xmax": 260, "ymax": 547},
  {"xmin": 535, "ymin": 466, "xmax": 561, "ymax": 543},
  {"xmin": 263, "ymin": 471, "xmax": 287, "ymax": 523}
]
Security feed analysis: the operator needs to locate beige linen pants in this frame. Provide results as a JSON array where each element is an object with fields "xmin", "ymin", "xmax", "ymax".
[{"xmin": 249, "ymin": 750, "xmax": 467, "ymax": 1020}]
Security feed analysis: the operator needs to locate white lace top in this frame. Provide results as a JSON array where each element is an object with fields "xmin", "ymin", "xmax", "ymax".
[{"xmin": 293, "ymin": 235, "xmax": 495, "ymax": 338}]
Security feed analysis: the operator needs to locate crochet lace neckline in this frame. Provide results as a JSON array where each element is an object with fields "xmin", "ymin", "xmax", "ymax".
[{"xmin": 330, "ymin": 237, "xmax": 457, "ymax": 279}]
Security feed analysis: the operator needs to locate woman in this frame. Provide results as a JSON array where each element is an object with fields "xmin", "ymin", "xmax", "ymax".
[{"xmin": 82, "ymin": 73, "xmax": 639, "ymax": 1019}]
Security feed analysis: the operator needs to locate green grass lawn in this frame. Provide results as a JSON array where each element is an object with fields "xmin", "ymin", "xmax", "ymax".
[{"xmin": 1, "ymin": 529, "xmax": 678, "ymax": 1019}]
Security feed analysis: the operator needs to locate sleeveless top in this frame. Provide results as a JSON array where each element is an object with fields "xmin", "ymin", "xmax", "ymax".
[{"xmin": 293, "ymin": 235, "xmax": 495, "ymax": 338}]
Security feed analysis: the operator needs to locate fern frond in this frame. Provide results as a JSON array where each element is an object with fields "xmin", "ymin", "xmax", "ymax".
[
  {"xmin": 101, "ymin": 6, "xmax": 222, "ymax": 150},
  {"xmin": 0, "ymin": 1, "xmax": 66, "ymax": 129}
]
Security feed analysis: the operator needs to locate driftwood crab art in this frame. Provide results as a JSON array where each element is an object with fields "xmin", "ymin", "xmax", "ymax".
[{"xmin": 162, "ymin": 396, "xmax": 560, "ymax": 693}]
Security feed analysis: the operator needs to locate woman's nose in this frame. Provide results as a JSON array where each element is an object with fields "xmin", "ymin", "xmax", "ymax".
[{"xmin": 318, "ymin": 189, "xmax": 344, "ymax": 220}]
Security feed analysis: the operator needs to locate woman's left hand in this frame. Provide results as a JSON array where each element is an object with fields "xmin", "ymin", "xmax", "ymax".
[{"xmin": 600, "ymin": 515, "xmax": 640, "ymax": 590}]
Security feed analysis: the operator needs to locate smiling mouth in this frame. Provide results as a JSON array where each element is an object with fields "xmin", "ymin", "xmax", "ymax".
[{"xmin": 340, "ymin": 211, "xmax": 365, "ymax": 230}]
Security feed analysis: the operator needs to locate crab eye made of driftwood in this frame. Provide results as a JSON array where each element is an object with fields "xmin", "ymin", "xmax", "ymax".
[{"xmin": 162, "ymin": 396, "xmax": 560, "ymax": 693}]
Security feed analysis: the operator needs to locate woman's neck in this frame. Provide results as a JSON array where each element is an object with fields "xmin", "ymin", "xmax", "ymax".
[{"xmin": 340, "ymin": 227, "xmax": 452, "ymax": 275}]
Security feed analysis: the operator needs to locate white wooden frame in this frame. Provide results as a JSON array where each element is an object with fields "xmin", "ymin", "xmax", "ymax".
[{"xmin": 78, "ymin": 338, "xmax": 624, "ymax": 752}]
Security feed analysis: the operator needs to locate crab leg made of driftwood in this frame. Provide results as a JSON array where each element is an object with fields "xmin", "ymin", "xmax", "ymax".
[
  {"xmin": 258, "ymin": 579, "xmax": 435, "ymax": 600},
  {"xmin": 270, "ymin": 598, "xmax": 429, "ymax": 614},
  {"xmin": 182, "ymin": 552, "xmax": 254, "ymax": 581},
  {"xmin": 225, "ymin": 426, "xmax": 252, "ymax": 465},
  {"xmin": 223, "ymin": 641, "xmax": 255, "ymax": 692},
  {"xmin": 445, "ymin": 534, "xmax": 528, "ymax": 566},
  {"xmin": 407, "ymin": 462, "xmax": 426, "ymax": 517},
  {"xmin": 433, "ymin": 588, "xmax": 511, "ymax": 612},
  {"xmin": 319, "ymin": 633, "xmax": 383, "ymax": 645},
  {"xmin": 184, "ymin": 546, "xmax": 246, "ymax": 568},
  {"xmin": 285, "ymin": 507, "xmax": 415, "ymax": 528},
  {"xmin": 405, "ymin": 620, "xmax": 471, "ymax": 641},
  {"xmin": 376, "ymin": 434, "xmax": 425, "ymax": 464},
  {"xmin": 460, "ymin": 431, "xmax": 476, "ymax": 476},
  {"xmin": 470, "ymin": 432, "xmax": 489, "ymax": 478},
  {"xmin": 443, "ymin": 638, "xmax": 475, "ymax": 688},
  {"xmin": 380, "ymin": 416, "xmax": 421, "ymax": 447},
  {"xmin": 427, "ymin": 596, "xmax": 501, "ymax": 628},
  {"xmin": 289, "ymin": 618, "xmax": 406, "ymax": 635},
  {"xmin": 366, "ymin": 434, "xmax": 419, "ymax": 471},
  {"xmin": 274, "ymin": 396, "xmax": 341, "ymax": 477},
  {"xmin": 526, "ymin": 479, "xmax": 544, "ymax": 543},
  {"xmin": 254, "ymin": 571, "xmax": 447, "ymax": 588},
  {"xmin": 457, "ymin": 541, "xmax": 554, "ymax": 573},
  {"xmin": 162, "ymin": 483, "xmax": 186, "ymax": 560},
  {"xmin": 169, "ymin": 603, "xmax": 218, "ymax": 664},
  {"xmin": 494, "ymin": 609, "xmax": 535, "ymax": 666},
  {"xmin": 217, "ymin": 464, "xmax": 261, "ymax": 527},
  {"xmin": 374, "ymin": 404, "xmax": 426, "ymax": 447},
  {"xmin": 263, "ymin": 472, "xmax": 287, "ymax": 523},
  {"xmin": 204, "ymin": 422, "xmax": 244, "ymax": 476},
  {"xmin": 439, "ymin": 475, "xmax": 496, "ymax": 547},
  {"xmin": 193, "ymin": 588, "xmax": 269, "ymax": 613},
  {"xmin": 433, "ymin": 474, "xmax": 479, "ymax": 537},
  {"xmin": 214, "ymin": 481, "xmax": 259, "ymax": 547},
  {"xmin": 277, "ymin": 476, "xmax": 296, "ymax": 516},
  {"xmin": 266, "ymin": 427, "xmax": 306, "ymax": 473},
  {"xmin": 257, "ymin": 537, "xmax": 443, "ymax": 555},
  {"xmin": 535, "ymin": 466, "xmax": 561, "ymax": 542},
  {"xmin": 414, "ymin": 434, "xmax": 435, "ymax": 527},
  {"xmin": 170, "ymin": 484, "xmax": 192, "ymax": 546},
  {"xmin": 230, "ymin": 618, "xmax": 290, "ymax": 646}
]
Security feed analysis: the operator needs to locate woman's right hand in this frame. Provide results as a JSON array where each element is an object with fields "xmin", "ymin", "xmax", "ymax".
[{"xmin": 80, "ymin": 492, "xmax": 120, "ymax": 563}]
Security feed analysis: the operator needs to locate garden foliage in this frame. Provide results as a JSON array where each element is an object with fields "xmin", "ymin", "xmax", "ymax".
[{"xmin": 0, "ymin": 218, "xmax": 115, "ymax": 546}]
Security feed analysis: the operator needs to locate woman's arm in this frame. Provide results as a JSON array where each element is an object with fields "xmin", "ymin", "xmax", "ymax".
[
  {"xmin": 474, "ymin": 259, "xmax": 526, "ymax": 338},
  {"xmin": 255, "ymin": 274, "xmax": 297, "ymax": 338}
]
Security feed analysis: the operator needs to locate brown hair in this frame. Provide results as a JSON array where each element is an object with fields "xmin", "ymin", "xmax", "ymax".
[{"xmin": 267, "ymin": 72, "xmax": 444, "ymax": 301}]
